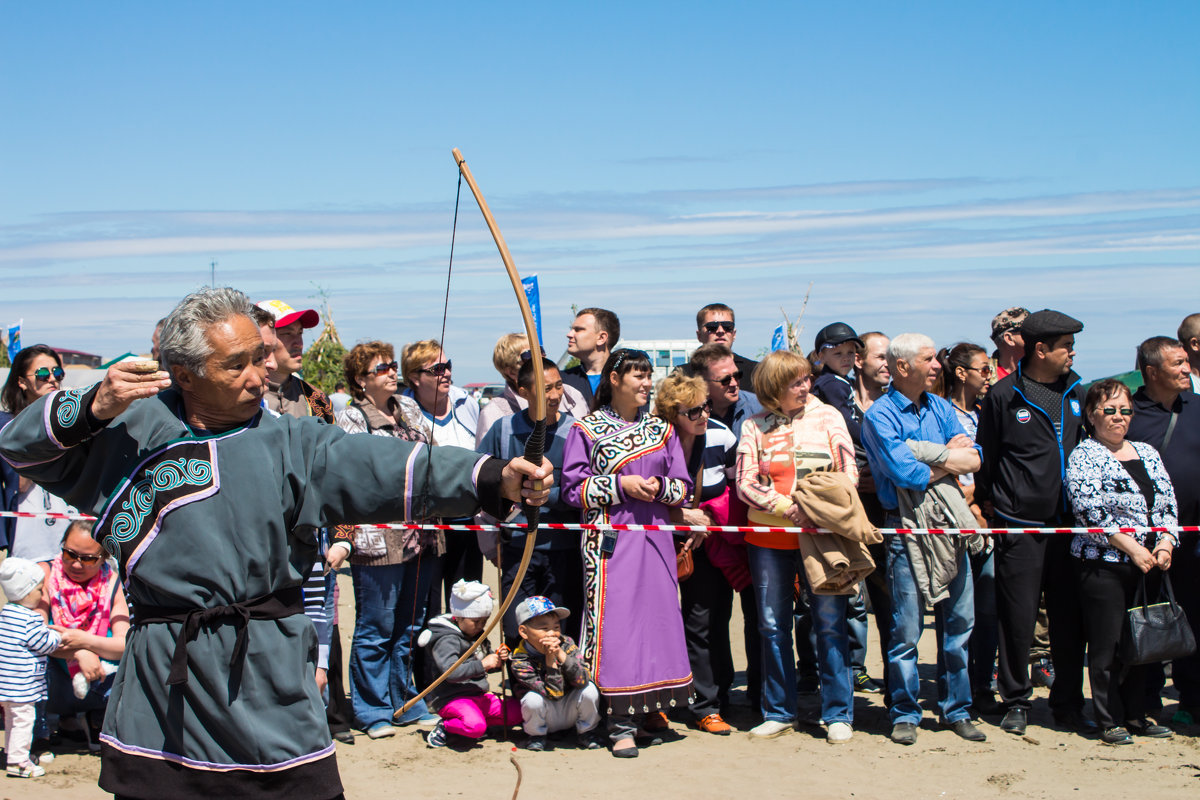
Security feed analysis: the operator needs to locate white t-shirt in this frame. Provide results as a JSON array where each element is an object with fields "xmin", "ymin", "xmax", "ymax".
[{"xmin": 11, "ymin": 485, "xmax": 75, "ymax": 563}]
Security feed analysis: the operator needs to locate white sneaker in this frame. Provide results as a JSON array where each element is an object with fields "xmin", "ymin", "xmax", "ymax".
[
  {"xmin": 748, "ymin": 720, "xmax": 793, "ymax": 739},
  {"xmin": 366, "ymin": 722, "xmax": 397, "ymax": 739},
  {"xmin": 826, "ymin": 722, "xmax": 853, "ymax": 744}
]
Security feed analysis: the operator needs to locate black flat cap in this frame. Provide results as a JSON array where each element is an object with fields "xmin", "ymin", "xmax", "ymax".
[
  {"xmin": 814, "ymin": 322, "xmax": 864, "ymax": 351},
  {"xmin": 1020, "ymin": 309, "xmax": 1083, "ymax": 339}
]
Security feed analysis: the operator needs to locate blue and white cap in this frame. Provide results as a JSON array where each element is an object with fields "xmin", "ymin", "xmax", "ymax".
[{"xmin": 515, "ymin": 595, "xmax": 570, "ymax": 626}]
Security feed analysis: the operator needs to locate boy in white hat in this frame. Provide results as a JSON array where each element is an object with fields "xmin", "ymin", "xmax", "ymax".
[
  {"xmin": 508, "ymin": 596, "xmax": 601, "ymax": 751},
  {"xmin": 417, "ymin": 579, "xmax": 520, "ymax": 748},
  {"xmin": 0, "ymin": 558, "xmax": 63, "ymax": 778}
]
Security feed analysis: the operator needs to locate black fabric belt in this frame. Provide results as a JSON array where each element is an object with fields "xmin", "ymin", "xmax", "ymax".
[{"xmin": 135, "ymin": 586, "xmax": 304, "ymax": 686}]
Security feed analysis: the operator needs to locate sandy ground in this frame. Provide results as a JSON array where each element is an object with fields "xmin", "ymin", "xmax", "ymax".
[{"xmin": 10, "ymin": 564, "xmax": 1200, "ymax": 800}]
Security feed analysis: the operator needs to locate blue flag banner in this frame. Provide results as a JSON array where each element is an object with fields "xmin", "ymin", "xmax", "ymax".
[
  {"xmin": 771, "ymin": 324, "xmax": 786, "ymax": 352},
  {"xmin": 521, "ymin": 275, "xmax": 544, "ymax": 349},
  {"xmin": 6, "ymin": 320, "xmax": 20, "ymax": 362}
]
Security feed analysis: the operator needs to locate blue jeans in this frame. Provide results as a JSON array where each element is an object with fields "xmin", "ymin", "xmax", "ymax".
[
  {"xmin": 749, "ymin": 545, "xmax": 853, "ymax": 725},
  {"xmin": 350, "ymin": 556, "xmax": 435, "ymax": 728},
  {"xmin": 885, "ymin": 530, "xmax": 974, "ymax": 725}
]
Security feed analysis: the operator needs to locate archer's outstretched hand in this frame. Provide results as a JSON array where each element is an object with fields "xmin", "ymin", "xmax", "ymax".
[
  {"xmin": 501, "ymin": 458, "xmax": 554, "ymax": 506},
  {"xmin": 91, "ymin": 361, "xmax": 173, "ymax": 421}
]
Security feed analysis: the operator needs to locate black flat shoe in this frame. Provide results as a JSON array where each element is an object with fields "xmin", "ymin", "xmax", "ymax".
[
  {"xmin": 1125, "ymin": 718, "xmax": 1173, "ymax": 738},
  {"xmin": 1100, "ymin": 726, "xmax": 1133, "ymax": 745},
  {"xmin": 948, "ymin": 719, "xmax": 987, "ymax": 742},
  {"xmin": 1053, "ymin": 709, "xmax": 1098, "ymax": 735},
  {"xmin": 1000, "ymin": 708, "xmax": 1027, "ymax": 735}
]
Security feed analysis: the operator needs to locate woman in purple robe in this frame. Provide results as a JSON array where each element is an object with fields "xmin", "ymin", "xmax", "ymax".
[{"xmin": 562, "ymin": 349, "xmax": 693, "ymax": 758}]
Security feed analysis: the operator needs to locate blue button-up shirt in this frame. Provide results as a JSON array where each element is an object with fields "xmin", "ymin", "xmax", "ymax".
[{"xmin": 861, "ymin": 387, "xmax": 979, "ymax": 511}]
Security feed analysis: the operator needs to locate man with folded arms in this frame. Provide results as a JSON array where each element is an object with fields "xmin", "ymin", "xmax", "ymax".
[{"xmin": 862, "ymin": 333, "xmax": 984, "ymax": 746}]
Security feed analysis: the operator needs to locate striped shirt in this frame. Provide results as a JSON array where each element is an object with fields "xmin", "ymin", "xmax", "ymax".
[
  {"xmin": 688, "ymin": 418, "xmax": 738, "ymax": 504},
  {"xmin": 0, "ymin": 603, "xmax": 62, "ymax": 703}
]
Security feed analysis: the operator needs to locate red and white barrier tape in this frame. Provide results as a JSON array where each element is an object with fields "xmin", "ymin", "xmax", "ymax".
[{"xmin": 2, "ymin": 510, "xmax": 1195, "ymax": 537}]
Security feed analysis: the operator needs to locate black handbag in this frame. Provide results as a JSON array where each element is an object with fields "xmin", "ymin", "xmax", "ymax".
[{"xmin": 1122, "ymin": 572, "xmax": 1198, "ymax": 666}]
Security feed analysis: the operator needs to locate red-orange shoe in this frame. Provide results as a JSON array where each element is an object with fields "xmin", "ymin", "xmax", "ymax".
[
  {"xmin": 642, "ymin": 711, "xmax": 670, "ymax": 732},
  {"xmin": 695, "ymin": 713, "xmax": 733, "ymax": 735}
]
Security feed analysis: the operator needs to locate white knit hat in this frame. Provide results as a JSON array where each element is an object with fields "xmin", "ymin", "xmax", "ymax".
[
  {"xmin": 449, "ymin": 579, "xmax": 494, "ymax": 619},
  {"xmin": 0, "ymin": 558, "xmax": 44, "ymax": 602}
]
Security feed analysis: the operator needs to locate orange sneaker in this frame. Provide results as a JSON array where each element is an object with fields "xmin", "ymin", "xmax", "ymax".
[
  {"xmin": 696, "ymin": 713, "xmax": 733, "ymax": 735},
  {"xmin": 642, "ymin": 711, "xmax": 670, "ymax": 732}
]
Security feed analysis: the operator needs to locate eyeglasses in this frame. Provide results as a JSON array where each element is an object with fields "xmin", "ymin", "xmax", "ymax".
[
  {"xmin": 61, "ymin": 546, "xmax": 104, "ymax": 564},
  {"xmin": 1101, "ymin": 407, "xmax": 1133, "ymax": 416},
  {"xmin": 369, "ymin": 361, "xmax": 398, "ymax": 376},
  {"xmin": 519, "ymin": 348, "xmax": 547, "ymax": 362},
  {"xmin": 710, "ymin": 370, "xmax": 743, "ymax": 387},
  {"xmin": 682, "ymin": 401, "xmax": 713, "ymax": 421},
  {"xmin": 703, "ymin": 321, "xmax": 735, "ymax": 334},
  {"xmin": 418, "ymin": 360, "xmax": 452, "ymax": 376},
  {"xmin": 31, "ymin": 366, "xmax": 65, "ymax": 382}
]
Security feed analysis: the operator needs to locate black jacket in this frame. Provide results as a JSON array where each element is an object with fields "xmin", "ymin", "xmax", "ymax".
[
  {"xmin": 560, "ymin": 363, "xmax": 596, "ymax": 411},
  {"xmin": 417, "ymin": 614, "xmax": 496, "ymax": 711},
  {"xmin": 975, "ymin": 364, "xmax": 1085, "ymax": 525}
]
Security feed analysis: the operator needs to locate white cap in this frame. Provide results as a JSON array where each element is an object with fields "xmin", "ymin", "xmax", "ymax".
[
  {"xmin": 0, "ymin": 558, "xmax": 44, "ymax": 602},
  {"xmin": 449, "ymin": 579, "xmax": 493, "ymax": 619}
]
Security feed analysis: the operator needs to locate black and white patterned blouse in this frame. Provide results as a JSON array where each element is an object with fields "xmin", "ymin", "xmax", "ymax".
[{"xmin": 1065, "ymin": 437, "xmax": 1178, "ymax": 563}]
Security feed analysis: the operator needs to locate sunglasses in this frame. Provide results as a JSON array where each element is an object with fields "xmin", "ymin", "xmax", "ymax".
[
  {"xmin": 711, "ymin": 369, "xmax": 743, "ymax": 387},
  {"xmin": 31, "ymin": 366, "xmax": 65, "ymax": 382},
  {"xmin": 61, "ymin": 546, "xmax": 104, "ymax": 564},
  {"xmin": 682, "ymin": 401, "xmax": 713, "ymax": 421},
  {"xmin": 369, "ymin": 361, "xmax": 399, "ymax": 376},
  {"xmin": 966, "ymin": 365, "xmax": 994, "ymax": 377},
  {"xmin": 519, "ymin": 348, "xmax": 547, "ymax": 362},
  {"xmin": 1101, "ymin": 407, "xmax": 1133, "ymax": 416},
  {"xmin": 703, "ymin": 321, "xmax": 735, "ymax": 333},
  {"xmin": 418, "ymin": 360, "xmax": 452, "ymax": 376}
]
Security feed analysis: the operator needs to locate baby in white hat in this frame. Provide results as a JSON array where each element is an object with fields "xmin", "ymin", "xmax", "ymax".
[
  {"xmin": 0, "ymin": 558, "xmax": 63, "ymax": 778},
  {"xmin": 417, "ymin": 580, "xmax": 519, "ymax": 748}
]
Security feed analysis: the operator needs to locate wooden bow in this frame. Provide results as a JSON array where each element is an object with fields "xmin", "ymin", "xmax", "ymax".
[{"xmin": 396, "ymin": 148, "xmax": 547, "ymax": 718}]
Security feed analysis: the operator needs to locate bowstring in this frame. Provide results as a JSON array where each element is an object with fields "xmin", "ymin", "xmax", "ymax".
[{"xmin": 407, "ymin": 171, "xmax": 464, "ymax": 716}]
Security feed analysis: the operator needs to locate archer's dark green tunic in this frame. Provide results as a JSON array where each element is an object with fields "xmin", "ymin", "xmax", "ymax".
[{"xmin": 0, "ymin": 385, "xmax": 507, "ymax": 800}]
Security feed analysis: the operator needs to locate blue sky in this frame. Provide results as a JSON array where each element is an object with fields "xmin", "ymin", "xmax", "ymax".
[{"xmin": 2, "ymin": 2, "xmax": 1197, "ymax": 382}]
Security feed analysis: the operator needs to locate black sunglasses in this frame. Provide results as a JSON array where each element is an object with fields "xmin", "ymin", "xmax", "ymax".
[
  {"xmin": 519, "ymin": 348, "xmax": 547, "ymax": 362},
  {"xmin": 369, "ymin": 361, "xmax": 399, "ymax": 376},
  {"xmin": 61, "ymin": 546, "xmax": 104, "ymax": 564},
  {"xmin": 711, "ymin": 369, "xmax": 743, "ymax": 387},
  {"xmin": 682, "ymin": 401, "xmax": 713, "ymax": 421},
  {"xmin": 1101, "ymin": 407, "xmax": 1133, "ymax": 416},
  {"xmin": 32, "ymin": 366, "xmax": 65, "ymax": 382},
  {"xmin": 703, "ymin": 321, "xmax": 735, "ymax": 333},
  {"xmin": 418, "ymin": 360, "xmax": 452, "ymax": 376}
]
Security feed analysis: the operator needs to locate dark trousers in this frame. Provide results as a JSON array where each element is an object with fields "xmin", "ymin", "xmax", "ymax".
[
  {"xmin": 680, "ymin": 547, "xmax": 735, "ymax": 717},
  {"xmin": 1077, "ymin": 559, "xmax": 1151, "ymax": 728},
  {"xmin": 439, "ymin": 529, "xmax": 483, "ymax": 612},
  {"xmin": 967, "ymin": 546, "xmax": 999, "ymax": 698},
  {"xmin": 994, "ymin": 529, "xmax": 1086, "ymax": 713},
  {"xmin": 498, "ymin": 541, "xmax": 584, "ymax": 645},
  {"xmin": 325, "ymin": 623, "xmax": 353, "ymax": 734},
  {"xmin": 1168, "ymin": 536, "xmax": 1200, "ymax": 708}
]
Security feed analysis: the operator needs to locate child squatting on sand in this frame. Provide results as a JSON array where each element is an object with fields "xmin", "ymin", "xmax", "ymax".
[
  {"xmin": 508, "ymin": 596, "xmax": 602, "ymax": 751},
  {"xmin": 0, "ymin": 558, "xmax": 63, "ymax": 778},
  {"xmin": 418, "ymin": 579, "xmax": 522, "ymax": 748}
]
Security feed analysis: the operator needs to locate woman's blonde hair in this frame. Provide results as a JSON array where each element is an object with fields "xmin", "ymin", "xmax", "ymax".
[
  {"xmin": 492, "ymin": 333, "xmax": 529, "ymax": 378},
  {"xmin": 401, "ymin": 339, "xmax": 444, "ymax": 390},
  {"xmin": 753, "ymin": 350, "xmax": 812, "ymax": 415},
  {"xmin": 654, "ymin": 371, "xmax": 707, "ymax": 420}
]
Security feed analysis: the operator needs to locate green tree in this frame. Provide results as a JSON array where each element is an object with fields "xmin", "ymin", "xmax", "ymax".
[{"xmin": 301, "ymin": 287, "xmax": 346, "ymax": 396}]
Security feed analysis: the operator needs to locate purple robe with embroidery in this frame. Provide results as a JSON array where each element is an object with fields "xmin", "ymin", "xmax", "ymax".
[{"xmin": 561, "ymin": 408, "xmax": 694, "ymax": 714}]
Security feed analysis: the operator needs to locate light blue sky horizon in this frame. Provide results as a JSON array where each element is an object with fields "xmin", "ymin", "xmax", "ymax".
[{"xmin": 3, "ymin": 3, "xmax": 1197, "ymax": 382}]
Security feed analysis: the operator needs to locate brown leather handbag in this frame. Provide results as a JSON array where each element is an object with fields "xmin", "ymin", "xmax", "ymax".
[{"xmin": 676, "ymin": 463, "xmax": 706, "ymax": 581}]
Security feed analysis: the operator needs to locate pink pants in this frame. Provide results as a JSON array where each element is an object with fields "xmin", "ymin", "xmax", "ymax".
[{"xmin": 438, "ymin": 694, "xmax": 522, "ymax": 739}]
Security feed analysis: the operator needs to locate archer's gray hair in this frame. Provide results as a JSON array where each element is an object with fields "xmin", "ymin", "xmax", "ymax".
[
  {"xmin": 887, "ymin": 333, "xmax": 936, "ymax": 372},
  {"xmin": 160, "ymin": 287, "xmax": 257, "ymax": 378}
]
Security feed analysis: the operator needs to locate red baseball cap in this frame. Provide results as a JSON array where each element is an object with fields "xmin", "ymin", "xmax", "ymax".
[{"xmin": 256, "ymin": 299, "xmax": 319, "ymax": 329}]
